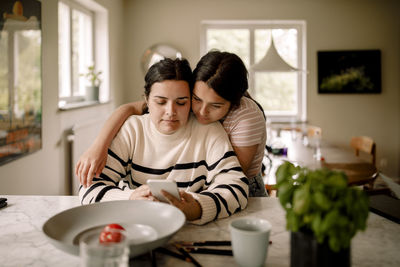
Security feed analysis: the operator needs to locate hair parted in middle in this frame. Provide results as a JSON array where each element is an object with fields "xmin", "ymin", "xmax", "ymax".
[
  {"xmin": 193, "ymin": 50, "xmax": 248, "ymax": 108},
  {"xmin": 144, "ymin": 57, "xmax": 194, "ymax": 98}
]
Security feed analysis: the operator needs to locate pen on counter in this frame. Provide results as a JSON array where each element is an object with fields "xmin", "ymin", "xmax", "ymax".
[
  {"xmin": 178, "ymin": 240, "xmax": 231, "ymax": 247},
  {"xmin": 0, "ymin": 198, "xmax": 7, "ymax": 209},
  {"xmin": 174, "ymin": 244, "xmax": 202, "ymax": 267},
  {"xmin": 178, "ymin": 240, "xmax": 271, "ymax": 247},
  {"xmin": 183, "ymin": 247, "xmax": 233, "ymax": 256}
]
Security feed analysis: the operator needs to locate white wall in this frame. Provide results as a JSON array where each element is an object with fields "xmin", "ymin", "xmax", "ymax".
[
  {"xmin": 123, "ymin": 0, "xmax": 400, "ymax": 177},
  {"xmin": 0, "ymin": 0, "xmax": 125, "ymax": 195}
]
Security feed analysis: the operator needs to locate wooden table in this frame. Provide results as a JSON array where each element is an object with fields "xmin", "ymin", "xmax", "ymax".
[
  {"xmin": 1, "ymin": 195, "xmax": 400, "ymax": 266},
  {"xmin": 263, "ymin": 130, "xmax": 377, "ymax": 187}
]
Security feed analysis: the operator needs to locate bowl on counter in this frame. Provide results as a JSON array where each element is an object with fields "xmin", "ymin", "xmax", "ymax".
[{"xmin": 42, "ymin": 200, "xmax": 186, "ymax": 257}]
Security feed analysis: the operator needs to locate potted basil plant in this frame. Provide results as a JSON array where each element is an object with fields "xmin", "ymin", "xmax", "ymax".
[
  {"xmin": 81, "ymin": 65, "xmax": 102, "ymax": 101},
  {"xmin": 275, "ymin": 161, "xmax": 369, "ymax": 267}
]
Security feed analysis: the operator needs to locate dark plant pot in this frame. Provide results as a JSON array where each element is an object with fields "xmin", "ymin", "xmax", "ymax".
[{"xmin": 291, "ymin": 231, "xmax": 350, "ymax": 267}]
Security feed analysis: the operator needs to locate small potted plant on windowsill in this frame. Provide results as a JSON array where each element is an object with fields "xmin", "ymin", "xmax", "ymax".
[
  {"xmin": 81, "ymin": 65, "xmax": 102, "ymax": 102},
  {"xmin": 275, "ymin": 161, "xmax": 369, "ymax": 267}
]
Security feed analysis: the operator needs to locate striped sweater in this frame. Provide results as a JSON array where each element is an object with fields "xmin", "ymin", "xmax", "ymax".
[{"xmin": 79, "ymin": 113, "xmax": 249, "ymax": 225}]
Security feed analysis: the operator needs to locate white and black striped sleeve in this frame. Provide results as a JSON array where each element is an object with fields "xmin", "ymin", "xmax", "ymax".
[
  {"xmin": 78, "ymin": 122, "xmax": 135, "ymax": 204},
  {"xmin": 190, "ymin": 132, "xmax": 249, "ymax": 225}
]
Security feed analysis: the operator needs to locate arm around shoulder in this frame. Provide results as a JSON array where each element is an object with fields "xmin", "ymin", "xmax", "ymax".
[
  {"xmin": 78, "ymin": 118, "xmax": 139, "ymax": 204},
  {"xmin": 75, "ymin": 100, "xmax": 145, "ymax": 187}
]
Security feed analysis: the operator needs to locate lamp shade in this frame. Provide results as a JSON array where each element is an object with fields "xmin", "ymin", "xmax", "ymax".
[{"xmin": 252, "ymin": 38, "xmax": 298, "ymax": 72}]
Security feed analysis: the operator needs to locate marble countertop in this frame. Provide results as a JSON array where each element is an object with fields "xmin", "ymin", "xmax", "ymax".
[{"xmin": 0, "ymin": 195, "xmax": 399, "ymax": 266}]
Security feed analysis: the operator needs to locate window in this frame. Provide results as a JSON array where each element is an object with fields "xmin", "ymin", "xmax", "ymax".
[
  {"xmin": 201, "ymin": 21, "xmax": 307, "ymax": 122},
  {"xmin": 58, "ymin": 0, "xmax": 109, "ymax": 109},
  {"xmin": 0, "ymin": 15, "xmax": 41, "ymax": 127},
  {"xmin": 0, "ymin": 1, "xmax": 42, "ymax": 164}
]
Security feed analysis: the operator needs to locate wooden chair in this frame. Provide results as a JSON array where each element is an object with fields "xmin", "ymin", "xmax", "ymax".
[
  {"xmin": 349, "ymin": 136, "xmax": 377, "ymax": 189},
  {"xmin": 350, "ymin": 136, "xmax": 376, "ymax": 165},
  {"xmin": 305, "ymin": 125, "xmax": 322, "ymax": 149},
  {"xmin": 307, "ymin": 126, "xmax": 322, "ymax": 138},
  {"xmin": 322, "ymin": 136, "xmax": 378, "ymax": 189}
]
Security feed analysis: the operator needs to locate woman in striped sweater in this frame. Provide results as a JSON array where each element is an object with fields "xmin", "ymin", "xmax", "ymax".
[
  {"xmin": 79, "ymin": 58, "xmax": 248, "ymax": 225},
  {"xmin": 76, "ymin": 51, "xmax": 267, "ymax": 197}
]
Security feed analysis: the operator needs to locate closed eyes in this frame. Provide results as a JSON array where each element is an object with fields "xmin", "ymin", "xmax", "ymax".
[{"xmin": 155, "ymin": 100, "xmax": 188, "ymax": 106}]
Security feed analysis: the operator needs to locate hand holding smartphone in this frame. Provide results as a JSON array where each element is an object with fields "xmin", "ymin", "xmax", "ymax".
[{"xmin": 147, "ymin": 180, "xmax": 181, "ymax": 202}]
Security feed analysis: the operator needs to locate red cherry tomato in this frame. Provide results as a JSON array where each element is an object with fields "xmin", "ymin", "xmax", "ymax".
[
  {"xmin": 104, "ymin": 223, "xmax": 125, "ymax": 231},
  {"xmin": 99, "ymin": 223, "xmax": 125, "ymax": 244}
]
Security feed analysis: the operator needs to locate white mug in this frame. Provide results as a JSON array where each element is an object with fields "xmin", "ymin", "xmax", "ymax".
[{"xmin": 230, "ymin": 217, "xmax": 272, "ymax": 267}]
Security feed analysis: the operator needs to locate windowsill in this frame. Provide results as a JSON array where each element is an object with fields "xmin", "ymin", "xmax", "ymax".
[{"xmin": 58, "ymin": 100, "xmax": 109, "ymax": 111}]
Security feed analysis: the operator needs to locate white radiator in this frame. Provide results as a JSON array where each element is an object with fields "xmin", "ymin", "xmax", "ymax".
[{"xmin": 67, "ymin": 118, "xmax": 105, "ymax": 195}]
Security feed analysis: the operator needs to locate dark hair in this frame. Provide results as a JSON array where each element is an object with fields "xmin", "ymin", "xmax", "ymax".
[
  {"xmin": 142, "ymin": 58, "xmax": 193, "ymax": 113},
  {"xmin": 193, "ymin": 51, "xmax": 248, "ymax": 108},
  {"xmin": 144, "ymin": 58, "xmax": 194, "ymax": 97}
]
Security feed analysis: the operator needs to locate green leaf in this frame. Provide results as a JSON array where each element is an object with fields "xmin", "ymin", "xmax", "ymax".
[
  {"xmin": 81, "ymin": 65, "xmax": 102, "ymax": 87},
  {"xmin": 293, "ymin": 186, "xmax": 311, "ymax": 215},
  {"xmin": 286, "ymin": 210, "xmax": 301, "ymax": 232},
  {"xmin": 276, "ymin": 161, "xmax": 292, "ymax": 185},
  {"xmin": 321, "ymin": 210, "xmax": 338, "ymax": 233},
  {"xmin": 337, "ymin": 215, "xmax": 349, "ymax": 227},
  {"xmin": 326, "ymin": 172, "xmax": 348, "ymax": 188},
  {"xmin": 313, "ymin": 191, "xmax": 331, "ymax": 211},
  {"xmin": 276, "ymin": 161, "xmax": 302, "ymax": 186},
  {"xmin": 277, "ymin": 182, "xmax": 295, "ymax": 208},
  {"xmin": 328, "ymin": 235, "xmax": 341, "ymax": 253},
  {"xmin": 311, "ymin": 213, "xmax": 323, "ymax": 240}
]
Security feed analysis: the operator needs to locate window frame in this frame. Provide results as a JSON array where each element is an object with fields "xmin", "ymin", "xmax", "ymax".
[
  {"xmin": 57, "ymin": 0, "xmax": 109, "ymax": 110},
  {"xmin": 200, "ymin": 20, "xmax": 307, "ymax": 122},
  {"xmin": 58, "ymin": 0, "xmax": 95, "ymax": 105}
]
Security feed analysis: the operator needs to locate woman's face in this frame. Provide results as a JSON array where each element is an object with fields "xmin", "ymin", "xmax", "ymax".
[
  {"xmin": 147, "ymin": 80, "xmax": 191, "ymax": 134},
  {"xmin": 191, "ymin": 81, "xmax": 231, "ymax": 124}
]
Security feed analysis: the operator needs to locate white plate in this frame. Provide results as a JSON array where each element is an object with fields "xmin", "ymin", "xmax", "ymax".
[{"xmin": 42, "ymin": 200, "xmax": 186, "ymax": 257}]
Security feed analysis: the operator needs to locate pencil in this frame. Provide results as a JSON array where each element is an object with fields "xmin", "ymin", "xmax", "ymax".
[
  {"xmin": 178, "ymin": 240, "xmax": 272, "ymax": 247},
  {"xmin": 179, "ymin": 240, "xmax": 231, "ymax": 247},
  {"xmin": 174, "ymin": 244, "xmax": 202, "ymax": 267}
]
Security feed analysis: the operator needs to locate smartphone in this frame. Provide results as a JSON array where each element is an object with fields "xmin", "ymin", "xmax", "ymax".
[{"xmin": 147, "ymin": 180, "xmax": 181, "ymax": 202}]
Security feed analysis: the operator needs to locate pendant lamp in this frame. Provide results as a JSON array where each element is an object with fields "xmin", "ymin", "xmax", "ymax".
[{"xmin": 252, "ymin": 37, "xmax": 298, "ymax": 72}]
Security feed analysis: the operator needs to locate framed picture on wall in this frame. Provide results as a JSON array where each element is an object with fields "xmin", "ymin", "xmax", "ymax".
[
  {"xmin": 0, "ymin": 0, "xmax": 42, "ymax": 166},
  {"xmin": 317, "ymin": 50, "xmax": 381, "ymax": 94}
]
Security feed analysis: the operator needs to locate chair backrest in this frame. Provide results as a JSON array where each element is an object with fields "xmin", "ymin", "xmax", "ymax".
[
  {"xmin": 350, "ymin": 136, "xmax": 376, "ymax": 165},
  {"xmin": 307, "ymin": 126, "xmax": 322, "ymax": 138}
]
